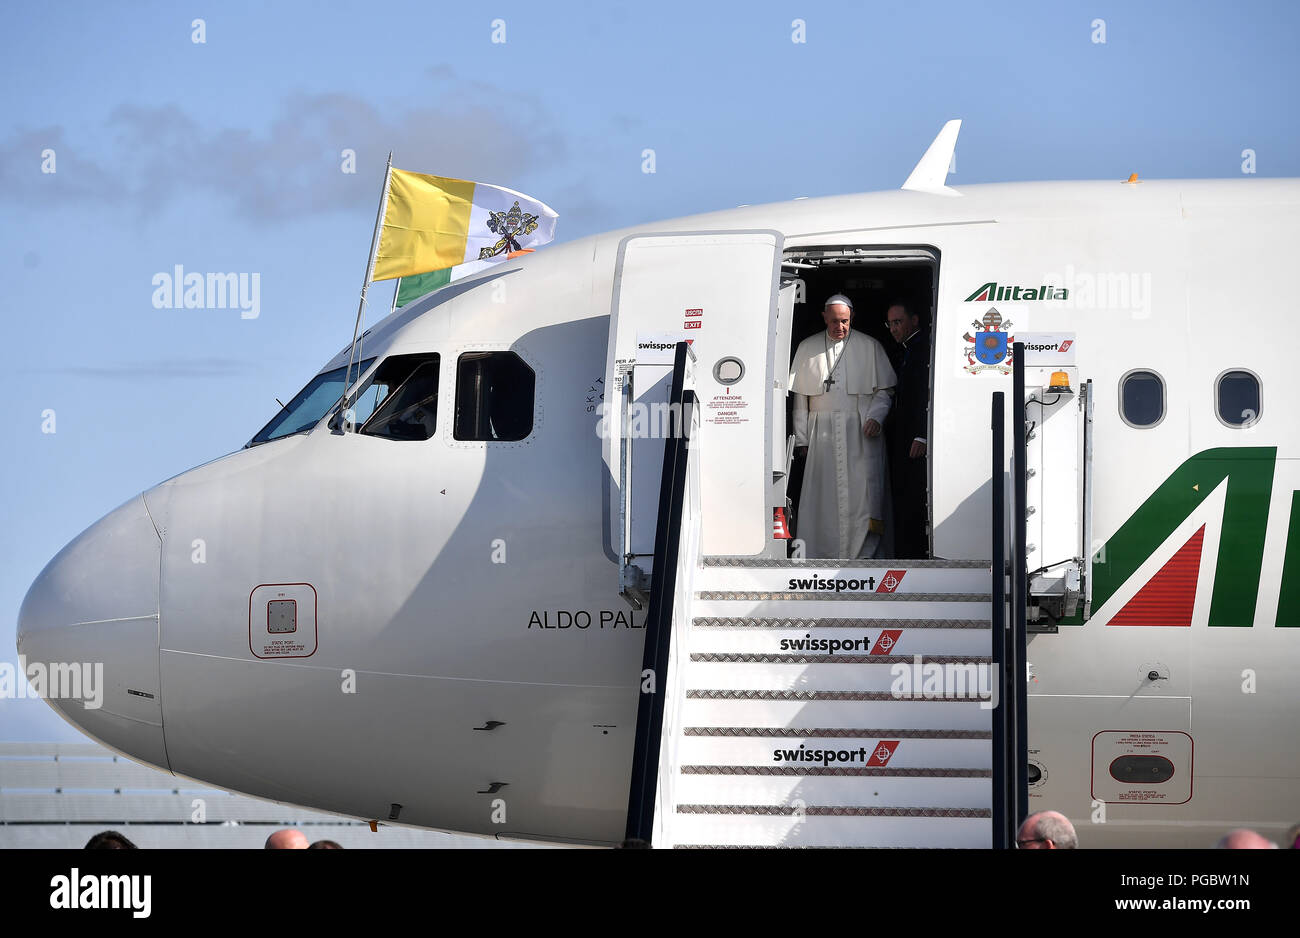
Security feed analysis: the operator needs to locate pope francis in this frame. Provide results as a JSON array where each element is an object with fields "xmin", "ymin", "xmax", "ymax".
[{"xmin": 790, "ymin": 295, "xmax": 898, "ymax": 559}]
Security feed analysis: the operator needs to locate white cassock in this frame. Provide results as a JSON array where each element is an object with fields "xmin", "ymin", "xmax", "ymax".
[{"xmin": 790, "ymin": 329, "xmax": 897, "ymax": 559}]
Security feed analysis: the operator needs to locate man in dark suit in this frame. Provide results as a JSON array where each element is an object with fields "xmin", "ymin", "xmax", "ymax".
[{"xmin": 885, "ymin": 301, "xmax": 930, "ymax": 558}]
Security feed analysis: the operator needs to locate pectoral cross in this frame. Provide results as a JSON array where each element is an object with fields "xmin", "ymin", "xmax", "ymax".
[{"xmin": 823, "ymin": 332, "xmax": 848, "ymax": 393}]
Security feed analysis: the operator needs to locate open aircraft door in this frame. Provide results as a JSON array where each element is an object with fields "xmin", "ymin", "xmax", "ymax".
[
  {"xmin": 604, "ymin": 230, "xmax": 783, "ymax": 605},
  {"xmin": 1020, "ymin": 338, "xmax": 1095, "ymax": 627}
]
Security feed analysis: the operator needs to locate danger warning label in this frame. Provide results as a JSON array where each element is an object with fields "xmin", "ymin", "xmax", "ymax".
[{"xmin": 704, "ymin": 391, "xmax": 750, "ymax": 426}]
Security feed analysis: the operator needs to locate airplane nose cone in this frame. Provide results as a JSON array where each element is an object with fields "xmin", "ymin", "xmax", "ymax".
[{"xmin": 16, "ymin": 494, "xmax": 170, "ymax": 773}]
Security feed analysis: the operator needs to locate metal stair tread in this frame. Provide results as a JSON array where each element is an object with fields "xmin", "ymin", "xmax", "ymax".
[
  {"xmin": 695, "ymin": 590, "xmax": 993, "ymax": 602},
  {"xmin": 682, "ymin": 727, "xmax": 991, "ymax": 738},
  {"xmin": 689, "ymin": 652, "xmax": 992, "ymax": 665},
  {"xmin": 692, "ymin": 616, "xmax": 990, "ymax": 629},
  {"xmin": 675, "ymin": 804, "xmax": 992, "ymax": 818},
  {"xmin": 702, "ymin": 557, "xmax": 992, "ymax": 568},
  {"xmin": 685, "ymin": 689, "xmax": 992, "ymax": 701},
  {"xmin": 680, "ymin": 765, "xmax": 990, "ymax": 778}
]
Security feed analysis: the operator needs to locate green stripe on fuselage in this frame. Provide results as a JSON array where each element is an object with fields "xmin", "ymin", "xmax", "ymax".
[{"xmin": 1277, "ymin": 491, "xmax": 1300, "ymax": 627}]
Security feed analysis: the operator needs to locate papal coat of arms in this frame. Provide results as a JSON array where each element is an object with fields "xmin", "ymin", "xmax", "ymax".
[
  {"xmin": 962, "ymin": 308, "xmax": 1015, "ymax": 375},
  {"xmin": 479, "ymin": 200, "xmax": 541, "ymax": 259}
]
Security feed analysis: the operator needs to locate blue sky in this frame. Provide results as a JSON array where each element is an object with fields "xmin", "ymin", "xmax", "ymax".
[{"xmin": 2, "ymin": 0, "xmax": 1298, "ymax": 740}]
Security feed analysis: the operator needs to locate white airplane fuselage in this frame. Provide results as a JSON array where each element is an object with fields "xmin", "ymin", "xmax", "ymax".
[{"xmin": 18, "ymin": 177, "xmax": 1300, "ymax": 847}]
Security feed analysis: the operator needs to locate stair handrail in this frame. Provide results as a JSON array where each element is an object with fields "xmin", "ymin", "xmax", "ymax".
[
  {"xmin": 991, "ymin": 341, "xmax": 1032, "ymax": 848},
  {"xmin": 990, "ymin": 391, "xmax": 1008, "ymax": 848},
  {"xmin": 1011, "ymin": 342, "xmax": 1030, "ymax": 833},
  {"xmin": 624, "ymin": 340, "xmax": 697, "ymax": 845},
  {"xmin": 990, "ymin": 344, "xmax": 1033, "ymax": 848}
]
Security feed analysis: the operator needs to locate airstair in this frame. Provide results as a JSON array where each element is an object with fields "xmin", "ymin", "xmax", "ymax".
[{"xmin": 619, "ymin": 342, "xmax": 1030, "ymax": 848}]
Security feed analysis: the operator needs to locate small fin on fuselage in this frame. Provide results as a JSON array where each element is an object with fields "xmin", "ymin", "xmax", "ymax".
[{"xmin": 901, "ymin": 119, "xmax": 962, "ymax": 196}]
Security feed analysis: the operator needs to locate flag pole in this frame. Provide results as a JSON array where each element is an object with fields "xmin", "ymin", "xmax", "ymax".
[{"xmin": 338, "ymin": 151, "xmax": 394, "ymax": 430}]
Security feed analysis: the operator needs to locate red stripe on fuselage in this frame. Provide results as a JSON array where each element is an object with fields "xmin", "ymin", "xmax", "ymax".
[{"xmin": 1108, "ymin": 525, "xmax": 1206, "ymax": 627}]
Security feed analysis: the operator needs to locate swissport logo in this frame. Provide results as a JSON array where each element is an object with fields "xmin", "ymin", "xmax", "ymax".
[
  {"xmin": 868, "ymin": 740, "xmax": 900, "ymax": 766},
  {"xmin": 876, "ymin": 570, "xmax": 906, "ymax": 593},
  {"xmin": 870, "ymin": 629, "xmax": 903, "ymax": 654},
  {"xmin": 783, "ymin": 570, "xmax": 907, "ymax": 594},
  {"xmin": 771, "ymin": 739, "xmax": 901, "ymax": 767}
]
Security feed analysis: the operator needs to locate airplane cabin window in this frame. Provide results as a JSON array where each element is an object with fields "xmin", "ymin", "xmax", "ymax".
[
  {"xmin": 1119, "ymin": 370, "xmax": 1164, "ymax": 428},
  {"xmin": 453, "ymin": 351, "xmax": 535, "ymax": 441},
  {"xmin": 1216, "ymin": 369, "xmax": 1261, "ymax": 427},
  {"xmin": 249, "ymin": 357, "xmax": 375, "ymax": 446},
  {"xmin": 357, "ymin": 354, "xmax": 442, "ymax": 441}
]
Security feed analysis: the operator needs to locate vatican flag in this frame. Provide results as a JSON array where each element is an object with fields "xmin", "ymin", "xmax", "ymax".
[
  {"xmin": 394, "ymin": 249, "xmax": 534, "ymax": 309},
  {"xmin": 371, "ymin": 169, "xmax": 558, "ymax": 282}
]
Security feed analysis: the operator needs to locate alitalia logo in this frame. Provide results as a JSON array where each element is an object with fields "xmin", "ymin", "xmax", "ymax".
[{"xmin": 966, "ymin": 282, "xmax": 1069, "ymax": 302}]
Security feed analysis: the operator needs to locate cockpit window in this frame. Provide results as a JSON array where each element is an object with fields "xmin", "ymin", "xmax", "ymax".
[
  {"xmin": 248, "ymin": 358, "xmax": 374, "ymax": 446},
  {"xmin": 352, "ymin": 354, "xmax": 441, "ymax": 441},
  {"xmin": 453, "ymin": 351, "xmax": 535, "ymax": 441}
]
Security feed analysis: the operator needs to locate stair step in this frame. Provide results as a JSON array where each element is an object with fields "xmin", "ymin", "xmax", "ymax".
[
  {"xmin": 696, "ymin": 562, "xmax": 991, "ymax": 594},
  {"xmin": 688, "ymin": 653, "xmax": 992, "ymax": 664},
  {"xmin": 684, "ymin": 659, "xmax": 997, "ymax": 694},
  {"xmin": 680, "ymin": 697, "xmax": 994, "ymax": 730},
  {"xmin": 666, "ymin": 812, "xmax": 991, "ymax": 848},
  {"xmin": 677, "ymin": 805, "xmax": 990, "ymax": 818},
  {"xmin": 687, "ymin": 688, "xmax": 991, "ymax": 701},
  {"xmin": 677, "ymin": 736, "xmax": 989, "ymax": 769},
  {"xmin": 671, "ymin": 773, "xmax": 992, "ymax": 810},
  {"xmin": 682, "ymin": 727, "xmax": 990, "ymax": 739},
  {"xmin": 679, "ymin": 764, "xmax": 991, "ymax": 777},
  {"xmin": 691, "ymin": 596, "xmax": 992, "ymax": 620},
  {"xmin": 688, "ymin": 624, "xmax": 989, "ymax": 655},
  {"xmin": 692, "ymin": 616, "xmax": 990, "ymax": 628},
  {"xmin": 695, "ymin": 591, "xmax": 993, "ymax": 602},
  {"xmin": 702, "ymin": 558, "xmax": 993, "ymax": 567}
]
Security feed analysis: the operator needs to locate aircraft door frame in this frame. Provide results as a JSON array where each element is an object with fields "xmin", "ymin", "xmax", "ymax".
[
  {"xmin": 771, "ymin": 279, "xmax": 798, "ymax": 547},
  {"xmin": 604, "ymin": 229, "xmax": 784, "ymax": 581}
]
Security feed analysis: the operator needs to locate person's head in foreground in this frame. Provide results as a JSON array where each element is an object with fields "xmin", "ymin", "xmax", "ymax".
[
  {"xmin": 1016, "ymin": 810, "xmax": 1078, "ymax": 849},
  {"xmin": 265, "ymin": 828, "xmax": 310, "ymax": 849}
]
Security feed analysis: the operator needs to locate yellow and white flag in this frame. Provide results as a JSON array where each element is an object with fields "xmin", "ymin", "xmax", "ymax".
[{"xmin": 371, "ymin": 169, "xmax": 558, "ymax": 282}]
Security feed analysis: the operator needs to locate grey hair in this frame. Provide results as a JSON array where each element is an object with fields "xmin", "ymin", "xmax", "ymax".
[
  {"xmin": 1034, "ymin": 813, "xmax": 1078, "ymax": 849},
  {"xmin": 824, "ymin": 293, "xmax": 854, "ymax": 311}
]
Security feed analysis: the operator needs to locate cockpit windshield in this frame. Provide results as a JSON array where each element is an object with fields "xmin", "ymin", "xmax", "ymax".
[{"xmin": 247, "ymin": 358, "xmax": 374, "ymax": 446}]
